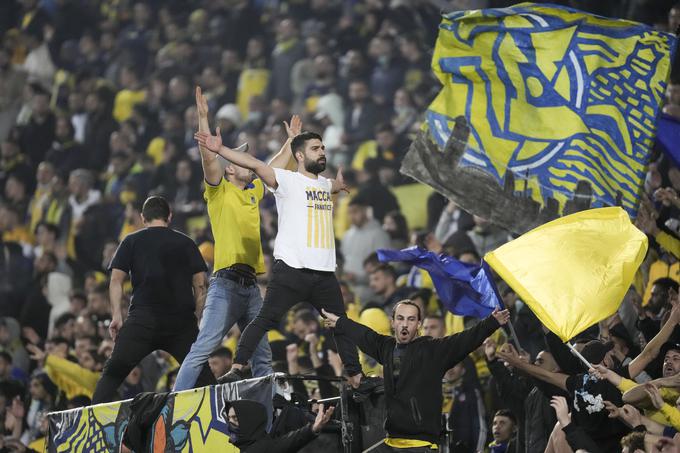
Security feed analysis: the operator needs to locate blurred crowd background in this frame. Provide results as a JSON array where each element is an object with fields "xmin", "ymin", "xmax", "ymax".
[{"xmin": 0, "ymin": 0, "xmax": 679, "ymax": 451}]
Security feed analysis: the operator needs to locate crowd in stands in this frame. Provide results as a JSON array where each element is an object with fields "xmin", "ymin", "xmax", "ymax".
[{"xmin": 0, "ymin": 0, "xmax": 680, "ymax": 451}]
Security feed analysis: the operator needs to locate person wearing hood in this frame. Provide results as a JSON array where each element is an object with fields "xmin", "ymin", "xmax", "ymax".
[{"xmin": 226, "ymin": 399, "xmax": 334, "ymax": 452}]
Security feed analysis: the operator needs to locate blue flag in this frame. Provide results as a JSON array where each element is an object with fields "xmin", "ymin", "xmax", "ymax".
[
  {"xmin": 657, "ymin": 113, "xmax": 680, "ymax": 168},
  {"xmin": 377, "ymin": 247, "xmax": 501, "ymax": 318}
]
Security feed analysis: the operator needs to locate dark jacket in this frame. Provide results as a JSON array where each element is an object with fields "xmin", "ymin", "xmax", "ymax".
[
  {"xmin": 335, "ymin": 315, "xmax": 500, "ymax": 445},
  {"xmin": 487, "ymin": 359, "xmax": 562, "ymax": 453},
  {"xmin": 230, "ymin": 400, "xmax": 317, "ymax": 453}
]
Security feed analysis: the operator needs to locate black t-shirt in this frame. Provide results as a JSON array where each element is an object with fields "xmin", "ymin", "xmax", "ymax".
[
  {"xmin": 109, "ymin": 227, "xmax": 207, "ymax": 315},
  {"xmin": 565, "ymin": 373, "xmax": 628, "ymax": 450}
]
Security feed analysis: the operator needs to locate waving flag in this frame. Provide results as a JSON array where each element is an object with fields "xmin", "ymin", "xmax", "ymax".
[
  {"xmin": 401, "ymin": 3, "xmax": 677, "ymax": 234},
  {"xmin": 485, "ymin": 207, "xmax": 647, "ymax": 342},
  {"xmin": 377, "ymin": 247, "xmax": 501, "ymax": 318}
]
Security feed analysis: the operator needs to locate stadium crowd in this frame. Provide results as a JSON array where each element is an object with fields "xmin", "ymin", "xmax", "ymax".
[{"xmin": 0, "ymin": 0, "xmax": 680, "ymax": 451}]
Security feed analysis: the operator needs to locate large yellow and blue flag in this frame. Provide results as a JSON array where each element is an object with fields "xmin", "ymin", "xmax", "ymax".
[
  {"xmin": 418, "ymin": 3, "xmax": 677, "ymax": 233},
  {"xmin": 485, "ymin": 207, "xmax": 648, "ymax": 342}
]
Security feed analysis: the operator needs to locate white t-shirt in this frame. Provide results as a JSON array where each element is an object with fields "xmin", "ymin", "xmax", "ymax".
[{"xmin": 269, "ymin": 168, "xmax": 336, "ymax": 271}]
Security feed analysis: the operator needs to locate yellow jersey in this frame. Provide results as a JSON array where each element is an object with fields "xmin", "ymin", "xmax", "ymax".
[{"xmin": 205, "ymin": 178, "xmax": 265, "ymax": 274}]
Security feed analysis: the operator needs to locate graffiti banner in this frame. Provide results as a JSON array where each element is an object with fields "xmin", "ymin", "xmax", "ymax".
[
  {"xmin": 402, "ymin": 2, "xmax": 677, "ymax": 234},
  {"xmin": 47, "ymin": 375, "xmax": 286, "ymax": 453}
]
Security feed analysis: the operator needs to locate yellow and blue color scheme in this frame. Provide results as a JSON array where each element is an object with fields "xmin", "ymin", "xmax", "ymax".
[{"xmin": 427, "ymin": 3, "xmax": 677, "ymax": 215}]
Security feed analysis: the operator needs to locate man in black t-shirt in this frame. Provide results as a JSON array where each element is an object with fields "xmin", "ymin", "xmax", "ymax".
[{"xmin": 92, "ymin": 196, "xmax": 215, "ymax": 403}]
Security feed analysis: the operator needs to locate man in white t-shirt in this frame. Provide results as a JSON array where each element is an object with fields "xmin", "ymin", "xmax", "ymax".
[{"xmin": 195, "ymin": 128, "xmax": 367, "ymax": 389}]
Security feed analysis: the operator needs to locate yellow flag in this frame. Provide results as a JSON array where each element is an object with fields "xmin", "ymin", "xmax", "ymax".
[{"xmin": 485, "ymin": 207, "xmax": 647, "ymax": 342}]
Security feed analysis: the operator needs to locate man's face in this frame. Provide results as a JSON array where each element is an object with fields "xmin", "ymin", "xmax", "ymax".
[
  {"xmin": 75, "ymin": 338, "xmax": 93, "ymax": 357},
  {"xmin": 391, "ymin": 304, "xmax": 421, "ymax": 344},
  {"xmin": 650, "ymin": 284, "xmax": 670, "ymax": 314},
  {"xmin": 369, "ymin": 270, "xmax": 391, "ymax": 295},
  {"xmin": 422, "ymin": 318, "xmax": 445, "ymax": 339},
  {"xmin": 227, "ymin": 163, "xmax": 255, "ymax": 185},
  {"xmin": 208, "ymin": 355, "xmax": 232, "ymax": 378},
  {"xmin": 376, "ymin": 131, "xmax": 395, "ymax": 150},
  {"xmin": 88, "ymin": 292, "xmax": 108, "ymax": 314},
  {"xmin": 349, "ymin": 82, "xmax": 368, "ymax": 103},
  {"xmin": 292, "ymin": 320, "xmax": 315, "ymax": 340},
  {"xmin": 492, "ymin": 415, "xmax": 515, "ymax": 443},
  {"xmin": 534, "ymin": 351, "xmax": 558, "ymax": 372},
  {"xmin": 348, "ymin": 204, "xmax": 367, "ymax": 227},
  {"xmin": 664, "ymin": 350, "xmax": 680, "ymax": 377},
  {"xmin": 298, "ymin": 139, "xmax": 326, "ymax": 174}
]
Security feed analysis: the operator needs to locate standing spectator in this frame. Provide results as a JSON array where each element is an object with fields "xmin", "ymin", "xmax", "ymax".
[
  {"xmin": 322, "ymin": 301, "xmax": 510, "ymax": 451},
  {"xmin": 269, "ymin": 17, "xmax": 305, "ymax": 104},
  {"xmin": 343, "ymin": 79, "xmax": 385, "ymax": 152},
  {"xmin": 0, "ymin": 47, "xmax": 25, "ymax": 141},
  {"xmin": 18, "ymin": 84, "xmax": 55, "ymax": 167},
  {"xmin": 341, "ymin": 197, "xmax": 391, "ymax": 282},
  {"xmin": 67, "ymin": 169, "xmax": 101, "ymax": 224},
  {"xmin": 84, "ymin": 86, "xmax": 118, "ymax": 172},
  {"xmin": 367, "ymin": 36, "xmax": 405, "ymax": 108},
  {"xmin": 44, "ymin": 114, "xmax": 86, "ymax": 177},
  {"xmin": 92, "ymin": 196, "xmax": 215, "ymax": 403}
]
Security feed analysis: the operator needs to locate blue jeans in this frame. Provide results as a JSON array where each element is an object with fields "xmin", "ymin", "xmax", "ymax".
[{"xmin": 173, "ymin": 276, "xmax": 273, "ymax": 391}]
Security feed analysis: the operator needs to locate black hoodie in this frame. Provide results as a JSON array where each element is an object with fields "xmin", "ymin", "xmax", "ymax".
[
  {"xmin": 335, "ymin": 315, "xmax": 500, "ymax": 445},
  {"xmin": 229, "ymin": 400, "xmax": 317, "ymax": 453}
]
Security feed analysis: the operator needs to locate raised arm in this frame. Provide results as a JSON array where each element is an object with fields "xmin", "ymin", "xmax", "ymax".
[
  {"xmin": 628, "ymin": 303, "xmax": 680, "ymax": 378},
  {"xmin": 268, "ymin": 115, "xmax": 300, "ymax": 170},
  {"xmin": 195, "ymin": 129, "xmax": 277, "ymax": 189},
  {"xmin": 195, "ymin": 86, "xmax": 224, "ymax": 186}
]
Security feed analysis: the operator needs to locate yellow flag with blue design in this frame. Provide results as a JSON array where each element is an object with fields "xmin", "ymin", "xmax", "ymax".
[
  {"xmin": 409, "ymin": 3, "xmax": 677, "ymax": 234},
  {"xmin": 485, "ymin": 207, "xmax": 648, "ymax": 342}
]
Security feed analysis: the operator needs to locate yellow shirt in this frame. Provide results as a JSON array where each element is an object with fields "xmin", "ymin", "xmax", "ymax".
[
  {"xmin": 618, "ymin": 377, "xmax": 680, "ymax": 425},
  {"xmin": 385, "ymin": 438, "xmax": 438, "ymax": 449},
  {"xmin": 205, "ymin": 178, "xmax": 265, "ymax": 273},
  {"xmin": 113, "ymin": 89, "xmax": 146, "ymax": 122}
]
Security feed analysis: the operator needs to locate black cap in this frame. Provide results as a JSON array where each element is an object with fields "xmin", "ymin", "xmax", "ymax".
[
  {"xmin": 660, "ymin": 342, "xmax": 680, "ymax": 359},
  {"xmin": 581, "ymin": 340, "xmax": 614, "ymax": 364}
]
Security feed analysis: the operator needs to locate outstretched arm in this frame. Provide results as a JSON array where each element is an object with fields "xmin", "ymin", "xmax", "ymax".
[
  {"xmin": 498, "ymin": 345, "xmax": 569, "ymax": 391},
  {"xmin": 322, "ymin": 309, "xmax": 390, "ymax": 364},
  {"xmin": 195, "ymin": 129, "xmax": 278, "ymax": 189}
]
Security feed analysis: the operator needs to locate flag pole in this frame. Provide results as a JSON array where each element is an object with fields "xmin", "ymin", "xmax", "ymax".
[
  {"xmin": 567, "ymin": 342, "xmax": 593, "ymax": 369},
  {"xmin": 506, "ymin": 319, "xmax": 524, "ymax": 354}
]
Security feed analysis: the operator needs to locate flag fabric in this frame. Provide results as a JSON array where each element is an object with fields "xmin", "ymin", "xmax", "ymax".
[
  {"xmin": 404, "ymin": 2, "xmax": 677, "ymax": 235},
  {"xmin": 657, "ymin": 113, "xmax": 680, "ymax": 168},
  {"xmin": 377, "ymin": 247, "xmax": 501, "ymax": 318},
  {"xmin": 485, "ymin": 207, "xmax": 648, "ymax": 342}
]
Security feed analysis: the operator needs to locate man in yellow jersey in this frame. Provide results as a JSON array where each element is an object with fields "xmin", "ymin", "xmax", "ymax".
[
  {"xmin": 195, "ymin": 123, "xmax": 374, "ymax": 393},
  {"xmin": 322, "ymin": 301, "xmax": 510, "ymax": 451},
  {"xmin": 173, "ymin": 87, "xmax": 294, "ymax": 390}
]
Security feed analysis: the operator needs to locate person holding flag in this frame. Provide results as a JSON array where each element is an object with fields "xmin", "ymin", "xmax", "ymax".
[{"xmin": 321, "ymin": 301, "xmax": 510, "ymax": 451}]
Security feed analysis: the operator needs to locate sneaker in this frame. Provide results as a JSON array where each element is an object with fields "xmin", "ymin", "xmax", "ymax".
[
  {"xmin": 217, "ymin": 368, "xmax": 247, "ymax": 384},
  {"xmin": 351, "ymin": 376, "xmax": 384, "ymax": 402}
]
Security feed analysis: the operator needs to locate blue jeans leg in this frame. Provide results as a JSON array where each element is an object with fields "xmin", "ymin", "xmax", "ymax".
[
  {"xmin": 240, "ymin": 285, "xmax": 273, "ymax": 378},
  {"xmin": 173, "ymin": 277, "xmax": 247, "ymax": 391}
]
